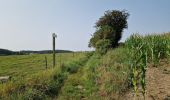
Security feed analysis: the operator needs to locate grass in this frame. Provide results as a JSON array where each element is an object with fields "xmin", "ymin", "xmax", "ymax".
[
  {"xmin": 94, "ymin": 48, "xmax": 131, "ymax": 99},
  {"xmin": 0, "ymin": 53, "xmax": 83, "ymax": 78},
  {"xmin": 57, "ymin": 32, "xmax": 170, "ymax": 100},
  {"xmin": 57, "ymin": 47, "xmax": 131, "ymax": 100},
  {"xmin": 0, "ymin": 52, "xmax": 87, "ymax": 99},
  {"xmin": 0, "ymin": 32, "xmax": 170, "ymax": 99}
]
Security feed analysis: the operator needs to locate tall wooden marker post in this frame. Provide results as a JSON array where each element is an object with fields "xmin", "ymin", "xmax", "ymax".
[{"xmin": 52, "ymin": 33, "xmax": 57, "ymax": 67}]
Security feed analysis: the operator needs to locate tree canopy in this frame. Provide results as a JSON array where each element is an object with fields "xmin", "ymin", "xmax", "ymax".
[{"xmin": 89, "ymin": 10, "xmax": 129, "ymax": 51}]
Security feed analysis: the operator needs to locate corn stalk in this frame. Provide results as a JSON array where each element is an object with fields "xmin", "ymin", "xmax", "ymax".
[{"xmin": 126, "ymin": 33, "xmax": 170, "ymax": 99}]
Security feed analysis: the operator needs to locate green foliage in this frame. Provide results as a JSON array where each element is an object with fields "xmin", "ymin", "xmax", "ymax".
[
  {"xmin": 125, "ymin": 33, "xmax": 170, "ymax": 98},
  {"xmin": 0, "ymin": 52, "xmax": 87, "ymax": 99},
  {"xmin": 45, "ymin": 73, "xmax": 66, "ymax": 97},
  {"xmin": 96, "ymin": 39, "xmax": 112, "ymax": 55},
  {"xmin": 57, "ymin": 53, "xmax": 101, "ymax": 100},
  {"xmin": 97, "ymin": 48, "xmax": 130, "ymax": 99},
  {"xmin": 126, "ymin": 33, "xmax": 170, "ymax": 64},
  {"xmin": 85, "ymin": 51, "xmax": 94, "ymax": 58},
  {"xmin": 67, "ymin": 65, "xmax": 79, "ymax": 74},
  {"xmin": 1, "ymin": 33, "xmax": 169, "ymax": 99},
  {"xmin": 58, "ymin": 48, "xmax": 131, "ymax": 99},
  {"xmin": 89, "ymin": 25, "xmax": 115, "ymax": 48},
  {"xmin": 89, "ymin": 10, "xmax": 129, "ymax": 49},
  {"xmin": 24, "ymin": 89, "xmax": 47, "ymax": 100}
]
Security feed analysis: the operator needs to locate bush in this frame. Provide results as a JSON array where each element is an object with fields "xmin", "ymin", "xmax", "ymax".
[
  {"xmin": 67, "ymin": 65, "xmax": 79, "ymax": 74},
  {"xmin": 85, "ymin": 51, "xmax": 94, "ymax": 58},
  {"xmin": 96, "ymin": 39, "xmax": 112, "ymax": 55},
  {"xmin": 24, "ymin": 89, "xmax": 47, "ymax": 100},
  {"xmin": 46, "ymin": 81, "xmax": 60, "ymax": 97},
  {"xmin": 46, "ymin": 73, "xmax": 66, "ymax": 97},
  {"xmin": 89, "ymin": 10, "xmax": 129, "ymax": 48}
]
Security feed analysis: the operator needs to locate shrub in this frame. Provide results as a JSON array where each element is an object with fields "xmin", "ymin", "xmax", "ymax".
[
  {"xmin": 65, "ymin": 62, "xmax": 79, "ymax": 74},
  {"xmin": 24, "ymin": 89, "xmax": 47, "ymax": 100},
  {"xmin": 96, "ymin": 39, "xmax": 112, "ymax": 55},
  {"xmin": 89, "ymin": 10, "xmax": 129, "ymax": 48}
]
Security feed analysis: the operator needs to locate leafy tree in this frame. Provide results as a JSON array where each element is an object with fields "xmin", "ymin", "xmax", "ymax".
[{"xmin": 89, "ymin": 10, "xmax": 129, "ymax": 48}]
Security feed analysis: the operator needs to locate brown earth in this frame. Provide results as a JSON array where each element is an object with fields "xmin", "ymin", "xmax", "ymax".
[{"xmin": 121, "ymin": 60, "xmax": 170, "ymax": 100}]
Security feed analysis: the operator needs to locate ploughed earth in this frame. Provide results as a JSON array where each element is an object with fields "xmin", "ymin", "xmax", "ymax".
[{"xmin": 122, "ymin": 60, "xmax": 170, "ymax": 100}]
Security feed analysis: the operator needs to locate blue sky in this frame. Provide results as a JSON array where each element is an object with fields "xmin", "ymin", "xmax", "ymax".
[{"xmin": 0, "ymin": 0, "xmax": 170, "ymax": 51}]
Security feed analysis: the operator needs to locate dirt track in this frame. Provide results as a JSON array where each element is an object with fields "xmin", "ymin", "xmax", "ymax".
[{"xmin": 122, "ymin": 61, "xmax": 170, "ymax": 100}]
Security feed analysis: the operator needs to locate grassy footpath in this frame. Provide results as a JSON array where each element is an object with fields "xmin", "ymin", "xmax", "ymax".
[{"xmin": 57, "ymin": 47, "xmax": 131, "ymax": 100}]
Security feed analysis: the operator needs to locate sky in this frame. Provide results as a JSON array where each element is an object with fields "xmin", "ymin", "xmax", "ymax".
[{"xmin": 0, "ymin": 0, "xmax": 170, "ymax": 51}]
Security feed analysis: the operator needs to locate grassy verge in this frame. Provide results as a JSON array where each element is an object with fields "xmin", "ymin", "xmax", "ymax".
[
  {"xmin": 0, "ymin": 52, "xmax": 88, "ymax": 99},
  {"xmin": 57, "ymin": 47, "xmax": 131, "ymax": 100}
]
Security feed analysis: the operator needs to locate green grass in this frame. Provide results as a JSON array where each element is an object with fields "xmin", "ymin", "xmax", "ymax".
[
  {"xmin": 57, "ymin": 47, "xmax": 131, "ymax": 100},
  {"xmin": 57, "ymin": 33, "xmax": 170, "ymax": 100},
  {"xmin": 0, "ymin": 53, "xmax": 83, "ymax": 78},
  {"xmin": 0, "ymin": 52, "xmax": 87, "ymax": 99},
  {"xmin": 0, "ymin": 33, "xmax": 169, "ymax": 99}
]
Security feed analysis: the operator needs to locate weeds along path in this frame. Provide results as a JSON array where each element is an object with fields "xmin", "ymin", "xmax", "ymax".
[
  {"xmin": 57, "ymin": 53, "xmax": 100, "ymax": 100},
  {"xmin": 56, "ymin": 53, "xmax": 94, "ymax": 99},
  {"xmin": 57, "ymin": 48, "xmax": 131, "ymax": 100}
]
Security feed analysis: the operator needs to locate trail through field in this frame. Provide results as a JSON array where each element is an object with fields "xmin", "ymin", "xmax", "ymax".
[
  {"xmin": 56, "ymin": 55, "xmax": 93, "ymax": 100},
  {"xmin": 123, "ymin": 60, "xmax": 170, "ymax": 100},
  {"xmin": 57, "ymin": 66, "xmax": 87, "ymax": 100},
  {"xmin": 57, "ymin": 55, "xmax": 99, "ymax": 99}
]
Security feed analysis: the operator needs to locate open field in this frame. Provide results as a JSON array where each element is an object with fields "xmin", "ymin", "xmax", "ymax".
[
  {"xmin": 0, "ymin": 52, "xmax": 88, "ymax": 99},
  {"xmin": 0, "ymin": 33, "xmax": 170, "ymax": 100},
  {"xmin": 0, "ymin": 53, "xmax": 84, "ymax": 78}
]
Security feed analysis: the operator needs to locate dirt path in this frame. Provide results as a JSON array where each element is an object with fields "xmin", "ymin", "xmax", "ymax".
[
  {"xmin": 123, "ymin": 61, "xmax": 170, "ymax": 100},
  {"xmin": 145, "ymin": 64, "xmax": 170, "ymax": 100}
]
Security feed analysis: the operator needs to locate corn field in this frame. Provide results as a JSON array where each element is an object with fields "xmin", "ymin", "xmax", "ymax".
[{"xmin": 125, "ymin": 33, "xmax": 170, "ymax": 99}]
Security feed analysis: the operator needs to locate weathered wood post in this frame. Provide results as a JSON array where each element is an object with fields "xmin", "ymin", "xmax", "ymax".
[{"xmin": 52, "ymin": 33, "xmax": 57, "ymax": 67}]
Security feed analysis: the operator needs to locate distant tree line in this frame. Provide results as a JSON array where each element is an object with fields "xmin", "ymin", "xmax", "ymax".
[
  {"xmin": 0, "ymin": 48, "xmax": 72, "ymax": 56},
  {"xmin": 20, "ymin": 50, "xmax": 72, "ymax": 54},
  {"xmin": 0, "ymin": 49, "xmax": 16, "ymax": 56}
]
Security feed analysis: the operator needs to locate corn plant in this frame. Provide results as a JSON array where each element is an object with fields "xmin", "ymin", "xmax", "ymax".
[{"xmin": 125, "ymin": 33, "xmax": 170, "ymax": 99}]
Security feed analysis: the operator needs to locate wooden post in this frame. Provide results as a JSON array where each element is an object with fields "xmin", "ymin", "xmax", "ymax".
[
  {"xmin": 53, "ymin": 36, "xmax": 55, "ymax": 67},
  {"xmin": 45, "ymin": 56, "xmax": 47, "ymax": 69},
  {"xmin": 52, "ymin": 33, "xmax": 57, "ymax": 67}
]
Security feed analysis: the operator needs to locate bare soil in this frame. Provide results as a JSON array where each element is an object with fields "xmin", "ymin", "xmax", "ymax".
[{"xmin": 122, "ymin": 60, "xmax": 170, "ymax": 100}]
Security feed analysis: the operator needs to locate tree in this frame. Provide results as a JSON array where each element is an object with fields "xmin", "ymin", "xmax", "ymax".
[{"xmin": 89, "ymin": 10, "xmax": 129, "ymax": 49}]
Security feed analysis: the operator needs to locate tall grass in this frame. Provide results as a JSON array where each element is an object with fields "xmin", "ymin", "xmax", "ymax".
[{"xmin": 125, "ymin": 33, "xmax": 170, "ymax": 99}]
